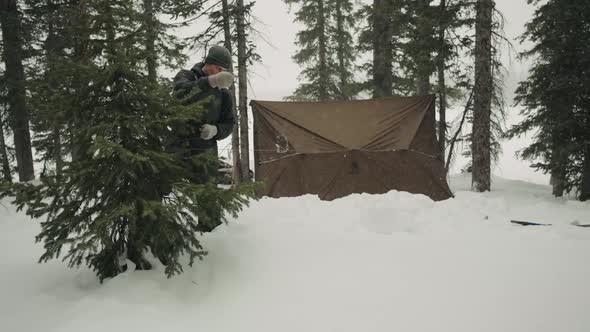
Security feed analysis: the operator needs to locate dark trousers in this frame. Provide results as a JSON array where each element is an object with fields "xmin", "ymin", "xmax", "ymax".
[{"xmin": 184, "ymin": 152, "xmax": 222, "ymax": 232}]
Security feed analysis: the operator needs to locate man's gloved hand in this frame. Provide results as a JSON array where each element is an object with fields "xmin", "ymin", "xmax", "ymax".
[
  {"xmin": 200, "ymin": 124, "xmax": 218, "ymax": 140},
  {"xmin": 208, "ymin": 71, "xmax": 234, "ymax": 89}
]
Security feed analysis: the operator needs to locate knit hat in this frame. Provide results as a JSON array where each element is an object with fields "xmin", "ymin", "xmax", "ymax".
[{"xmin": 204, "ymin": 45, "xmax": 232, "ymax": 70}]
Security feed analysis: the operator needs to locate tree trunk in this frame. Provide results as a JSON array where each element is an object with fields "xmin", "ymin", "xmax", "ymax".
[
  {"xmin": 0, "ymin": 0, "xmax": 34, "ymax": 182},
  {"xmin": 549, "ymin": 128, "xmax": 567, "ymax": 197},
  {"xmin": 0, "ymin": 114, "xmax": 12, "ymax": 182},
  {"xmin": 471, "ymin": 0, "xmax": 493, "ymax": 192},
  {"xmin": 437, "ymin": 0, "xmax": 446, "ymax": 160},
  {"xmin": 548, "ymin": 99, "xmax": 572, "ymax": 197},
  {"xmin": 236, "ymin": 0, "xmax": 250, "ymax": 180},
  {"xmin": 143, "ymin": 0, "xmax": 157, "ymax": 84},
  {"xmin": 580, "ymin": 143, "xmax": 590, "ymax": 201},
  {"xmin": 335, "ymin": 0, "xmax": 348, "ymax": 101},
  {"xmin": 415, "ymin": 0, "xmax": 432, "ymax": 96},
  {"xmin": 372, "ymin": 0, "xmax": 393, "ymax": 98},
  {"xmin": 222, "ymin": 0, "xmax": 242, "ymax": 185},
  {"xmin": 45, "ymin": 0, "xmax": 64, "ymax": 177},
  {"xmin": 70, "ymin": 0, "xmax": 89, "ymax": 162},
  {"xmin": 317, "ymin": 0, "xmax": 329, "ymax": 101},
  {"xmin": 52, "ymin": 127, "xmax": 63, "ymax": 176}
]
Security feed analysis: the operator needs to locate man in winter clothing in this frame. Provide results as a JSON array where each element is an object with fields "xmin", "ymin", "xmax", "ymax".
[{"xmin": 172, "ymin": 45, "xmax": 235, "ymax": 232}]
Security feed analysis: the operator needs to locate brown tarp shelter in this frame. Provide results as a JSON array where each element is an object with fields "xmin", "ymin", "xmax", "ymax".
[{"xmin": 251, "ymin": 95, "xmax": 453, "ymax": 201}]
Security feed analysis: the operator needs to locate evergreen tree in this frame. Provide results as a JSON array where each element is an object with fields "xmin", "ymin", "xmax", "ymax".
[
  {"xmin": 138, "ymin": 0, "xmax": 199, "ymax": 82},
  {"xmin": 285, "ymin": 0, "xmax": 358, "ymax": 101},
  {"xmin": 508, "ymin": 0, "xmax": 590, "ymax": 200},
  {"xmin": 0, "ymin": 0, "xmax": 34, "ymax": 181},
  {"xmin": 8, "ymin": 0, "xmax": 255, "ymax": 281},
  {"xmin": 285, "ymin": 0, "xmax": 331, "ymax": 101},
  {"xmin": 25, "ymin": 0, "xmax": 198, "ymax": 178},
  {"xmin": 25, "ymin": 0, "xmax": 74, "ymax": 178},
  {"xmin": 328, "ymin": 0, "xmax": 357, "ymax": 100},
  {"xmin": 357, "ymin": 0, "xmax": 473, "ymax": 97},
  {"xmin": 408, "ymin": 0, "xmax": 436, "ymax": 96},
  {"xmin": 357, "ymin": 0, "xmax": 478, "ymax": 166},
  {"xmin": 358, "ymin": 0, "xmax": 393, "ymax": 97}
]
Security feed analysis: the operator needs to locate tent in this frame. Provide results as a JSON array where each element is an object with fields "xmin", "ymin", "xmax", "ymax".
[{"xmin": 251, "ymin": 95, "xmax": 453, "ymax": 201}]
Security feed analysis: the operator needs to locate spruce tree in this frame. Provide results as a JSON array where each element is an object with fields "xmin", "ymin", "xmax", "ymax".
[
  {"xmin": 409, "ymin": 0, "xmax": 436, "ymax": 96},
  {"xmin": 329, "ymin": 0, "xmax": 357, "ymax": 100},
  {"xmin": 285, "ymin": 0, "xmax": 358, "ymax": 101},
  {"xmin": 9, "ymin": 0, "xmax": 255, "ymax": 281},
  {"xmin": 508, "ymin": 0, "xmax": 590, "ymax": 200},
  {"xmin": 25, "ymin": 0, "xmax": 72, "ymax": 178},
  {"xmin": 358, "ymin": 0, "xmax": 395, "ymax": 97},
  {"xmin": 0, "ymin": 0, "xmax": 34, "ymax": 181}
]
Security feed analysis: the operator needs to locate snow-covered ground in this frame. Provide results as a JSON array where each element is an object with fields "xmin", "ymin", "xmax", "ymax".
[{"xmin": 1, "ymin": 174, "xmax": 589, "ymax": 332}]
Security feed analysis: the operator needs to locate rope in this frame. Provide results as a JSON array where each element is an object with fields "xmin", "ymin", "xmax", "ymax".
[{"xmin": 176, "ymin": 142, "xmax": 442, "ymax": 164}]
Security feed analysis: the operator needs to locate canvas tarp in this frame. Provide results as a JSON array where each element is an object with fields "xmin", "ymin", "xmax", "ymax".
[{"xmin": 251, "ymin": 95, "xmax": 453, "ymax": 201}]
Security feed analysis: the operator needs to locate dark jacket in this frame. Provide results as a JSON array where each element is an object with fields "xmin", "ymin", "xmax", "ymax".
[{"xmin": 173, "ymin": 62, "xmax": 235, "ymax": 156}]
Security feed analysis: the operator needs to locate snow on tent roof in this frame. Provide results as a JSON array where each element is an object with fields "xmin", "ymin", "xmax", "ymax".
[{"xmin": 251, "ymin": 95, "xmax": 453, "ymax": 201}]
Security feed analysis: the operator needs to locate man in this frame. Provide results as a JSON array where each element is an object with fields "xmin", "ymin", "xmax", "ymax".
[{"xmin": 172, "ymin": 45, "xmax": 235, "ymax": 232}]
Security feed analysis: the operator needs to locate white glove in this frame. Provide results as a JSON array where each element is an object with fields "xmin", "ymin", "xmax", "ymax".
[
  {"xmin": 200, "ymin": 124, "xmax": 218, "ymax": 140},
  {"xmin": 208, "ymin": 71, "xmax": 234, "ymax": 89}
]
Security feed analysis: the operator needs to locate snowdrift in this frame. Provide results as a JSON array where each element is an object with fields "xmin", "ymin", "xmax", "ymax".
[{"xmin": 1, "ymin": 175, "xmax": 589, "ymax": 332}]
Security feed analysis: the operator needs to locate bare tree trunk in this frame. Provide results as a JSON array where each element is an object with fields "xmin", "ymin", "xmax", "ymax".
[
  {"xmin": 372, "ymin": 0, "xmax": 393, "ymax": 97},
  {"xmin": 143, "ymin": 0, "xmax": 157, "ymax": 84},
  {"xmin": 0, "ymin": 114, "xmax": 12, "ymax": 182},
  {"xmin": 0, "ymin": 0, "xmax": 34, "ymax": 182},
  {"xmin": 70, "ymin": 0, "xmax": 89, "ymax": 162},
  {"xmin": 437, "ymin": 0, "xmax": 447, "ymax": 159},
  {"xmin": 415, "ymin": 0, "xmax": 432, "ymax": 96},
  {"xmin": 550, "ymin": 131, "xmax": 568, "ymax": 197},
  {"xmin": 222, "ymin": 0, "xmax": 242, "ymax": 185},
  {"xmin": 471, "ymin": 0, "xmax": 493, "ymax": 192},
  {"xmin": 549, "ymin": 100, "xmax": 571, "ymax": 197},
  {"xmin": 236, "ymin": 0, "xmax": 250, "ymax": 180},
  {"xmin": 317, "ymin": 0, "xmax": 329, "ymax": 101},
  {"xmin": 45, "ymin": 0, "xmax": 64, "ymax": 177},
  {"xmin": 52, "ymin": 126, "xmax": 62, "ymax": 176},
  {"xmin": 580, "ymin": 143, "xmax": 590, "ymax": 201},
  {"xmin": 334, "ymin": 0, "xmax": 348, "ymax": 101}
]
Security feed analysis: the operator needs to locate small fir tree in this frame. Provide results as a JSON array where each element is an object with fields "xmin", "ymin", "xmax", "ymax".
[{"xmin": 6, "ymin": 0, "xmax": 256, "ymax": 281}]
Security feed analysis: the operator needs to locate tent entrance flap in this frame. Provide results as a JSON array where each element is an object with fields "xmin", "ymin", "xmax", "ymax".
[{"xmin": 251, "ymin": 96, "xmax": 453, "ymax": 201}]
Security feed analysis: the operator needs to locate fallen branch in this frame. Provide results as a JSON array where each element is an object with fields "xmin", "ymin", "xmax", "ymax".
[{"xmin": 445, "ymin": 89, "xmax": 474, "ymax": 172}]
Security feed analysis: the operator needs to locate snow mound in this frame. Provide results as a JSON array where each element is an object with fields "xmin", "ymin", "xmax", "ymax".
[{"xmin": 1, "ymin": 175, "xmax": 589, "ymax": 332}]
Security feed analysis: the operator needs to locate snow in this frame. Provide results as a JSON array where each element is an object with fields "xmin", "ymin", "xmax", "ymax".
[{"xmin": 1, "ymin": 174, "xmax": 590, "ymax": 332}]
